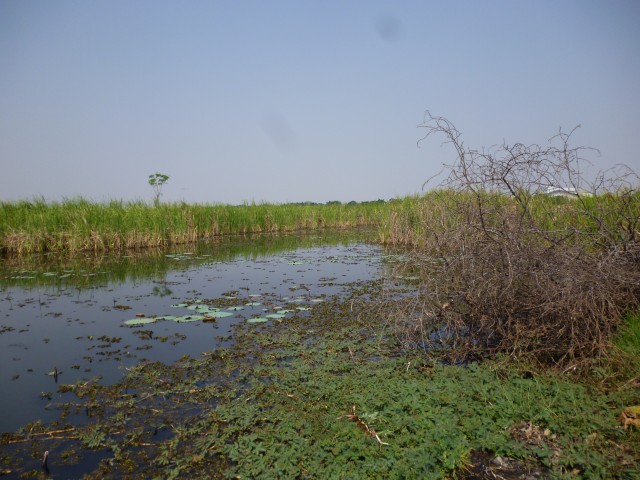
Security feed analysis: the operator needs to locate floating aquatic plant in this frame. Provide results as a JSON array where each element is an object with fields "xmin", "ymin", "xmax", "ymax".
[{"xmin": 124, "ymin": 317, "xmax": 158, "ymax": 326}]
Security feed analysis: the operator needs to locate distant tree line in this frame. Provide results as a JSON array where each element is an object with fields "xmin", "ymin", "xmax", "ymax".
[{"xmin": 284, "ymin": 199, "xmax": 389, "ymax": 206}]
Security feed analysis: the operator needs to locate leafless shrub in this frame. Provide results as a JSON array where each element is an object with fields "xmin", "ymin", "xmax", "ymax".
[{"xmin": 386, "ymin": 112, "xmax": 640, "ymax": 364}]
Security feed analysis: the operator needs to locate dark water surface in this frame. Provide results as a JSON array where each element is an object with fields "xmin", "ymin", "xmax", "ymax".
[{"xmin": 0, "ymin": 231, "xmax": 385, "ymax": 432}]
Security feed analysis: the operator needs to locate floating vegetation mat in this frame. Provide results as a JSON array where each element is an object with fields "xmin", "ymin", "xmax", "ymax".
[
  {"xmin": 120, "ymin": 293, "xmax": 325, "ymax": 326},
  {"xmin": 1, "ymin": 280, "xmax": 638, "ymax": 479}
]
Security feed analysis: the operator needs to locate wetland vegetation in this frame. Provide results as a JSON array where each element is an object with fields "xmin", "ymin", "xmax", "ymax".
[
  {"xmin": 0, "ymin": 198, "xmax": 389, "ymax": 255},
  {"xmin": 1, "ymin": 117, "xmax": 639, "ymax": 478},
  {"xmin": 1, "ymin": 274, "xmax": 638, "ymax": 479}
]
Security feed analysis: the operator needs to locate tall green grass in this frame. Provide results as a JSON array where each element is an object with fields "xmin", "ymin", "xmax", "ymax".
[
  {"xmin": 378, "ymin": 189, "xmax": 640, "ymax": 250},
  {"xmin": 615, "ymin": 312, "xmax": 640, "ymax": 360},
  {"xmin": 0, "ymin": 198, "xmax": 391, "ymax": 255},
  {"xmin": 4, "ymin": 191, "xmax": 637, "ymax": 255}
]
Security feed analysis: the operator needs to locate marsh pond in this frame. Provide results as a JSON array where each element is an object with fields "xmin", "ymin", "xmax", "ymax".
[{"xmin": 0, "ymin": 230, "xmax": 392, "ymax": 432}]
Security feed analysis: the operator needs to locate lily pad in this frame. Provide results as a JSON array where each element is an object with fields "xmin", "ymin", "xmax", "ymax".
[
  {"xmin": 245, "ymin": 302, "xmax": 262, "ymax": 307},
  {"xmin": 208, "ymin": 311, "xmax": 233, "ymax": 318},
  {"xmin": 124, "ymin": 317, "xmax": 158, "ymax": 326},
  {"xmin": 227, "ymin": 306, "xmax": 244, "ymax": 311},
  {"xmin": 266, "ymin": 313, "xmax": 286, "ymax": 319}
]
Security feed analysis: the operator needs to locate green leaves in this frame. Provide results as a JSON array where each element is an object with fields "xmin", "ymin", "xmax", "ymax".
[
  {"xmin": 148, "ymin": 172, "xmax": 170, "ymax": 206},
  {"xmin": 147, "ymin": 173, "xmax": 169, "ymax": 187},
  {"xmin": 78, "ymin": 423, "xmax": 107, "ymax": 449},
  {"xmin": 124, "ymin": 317, "xmax": 158, "ymax": 325}
]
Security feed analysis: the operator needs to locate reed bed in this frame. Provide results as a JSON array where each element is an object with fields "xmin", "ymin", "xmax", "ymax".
[{"xmin": 0, "ymin": 198, "xmax": 391, "ymax": 255}]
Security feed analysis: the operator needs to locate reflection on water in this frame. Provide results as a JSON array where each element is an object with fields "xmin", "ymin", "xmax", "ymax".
[
  {"xmin": 0, "ymin": 230, "xmax": 383, "ymax": 432},
  {"xmin": 0, "ymin": 229, "xmax": 379, "ymax": 290}
]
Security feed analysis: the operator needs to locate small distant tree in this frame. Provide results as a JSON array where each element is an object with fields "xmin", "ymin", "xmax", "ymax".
[{"xmin": 148, "ymin": 173, "xmax": 169, "ymax": 206}]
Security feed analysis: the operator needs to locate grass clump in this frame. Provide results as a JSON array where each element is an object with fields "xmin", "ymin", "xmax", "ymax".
[
  {"xmin": 587, "ymin": 311, "xmax": 640, "ymax": 393},
  {"xmin": 615, "ymin": 312, "xmax": 640, "ymax": 359}
]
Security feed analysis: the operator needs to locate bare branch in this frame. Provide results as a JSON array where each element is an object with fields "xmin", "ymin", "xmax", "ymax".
[{"xmin": 386, "ymin": 112, "xmax": 640, "ymax": 364}]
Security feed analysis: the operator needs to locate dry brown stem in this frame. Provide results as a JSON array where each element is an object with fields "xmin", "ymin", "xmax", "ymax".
[{"xmin": 386, "ymin": 112, "xmax": 640, "ymax": 364}]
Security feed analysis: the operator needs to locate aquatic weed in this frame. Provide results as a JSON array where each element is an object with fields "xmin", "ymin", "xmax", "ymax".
[{"xmin": 1, "ymin": 284, "xmax": 638, "ymax": 478}]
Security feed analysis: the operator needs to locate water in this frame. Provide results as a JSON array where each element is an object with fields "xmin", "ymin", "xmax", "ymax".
[{"xmin": 0, "ymin": 231, "xmax": 384, "ymax": 432}]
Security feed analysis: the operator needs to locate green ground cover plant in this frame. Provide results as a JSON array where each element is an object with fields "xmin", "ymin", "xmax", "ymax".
[{"xmin": 1, "ymin": 282, "xmax": 638, "ymax": 479}]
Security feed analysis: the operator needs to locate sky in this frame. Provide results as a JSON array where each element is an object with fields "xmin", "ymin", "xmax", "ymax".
[{"xmin": 1, "ymin": 1, "xmax": 639, "ymax": 205}]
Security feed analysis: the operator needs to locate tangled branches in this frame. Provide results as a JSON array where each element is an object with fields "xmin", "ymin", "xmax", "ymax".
[{"xmin": 388, "ymin": 112, "xmax": 640, "ymax": 364}]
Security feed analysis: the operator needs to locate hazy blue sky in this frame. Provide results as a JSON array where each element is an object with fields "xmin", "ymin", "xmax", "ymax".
[{"xmin": 1, "ymin": 1, "xmax": 639, "ymax": 204}]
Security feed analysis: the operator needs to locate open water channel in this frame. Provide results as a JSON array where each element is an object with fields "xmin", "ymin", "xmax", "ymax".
[{"xmin": 0, "ymin": 230, "xmax": 390, "ymax": 434}]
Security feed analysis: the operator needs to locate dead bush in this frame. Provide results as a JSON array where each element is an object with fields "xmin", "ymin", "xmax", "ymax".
[{"xmin": 386, "ymin": 112, "xmax": 640, "ymax": 364}]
